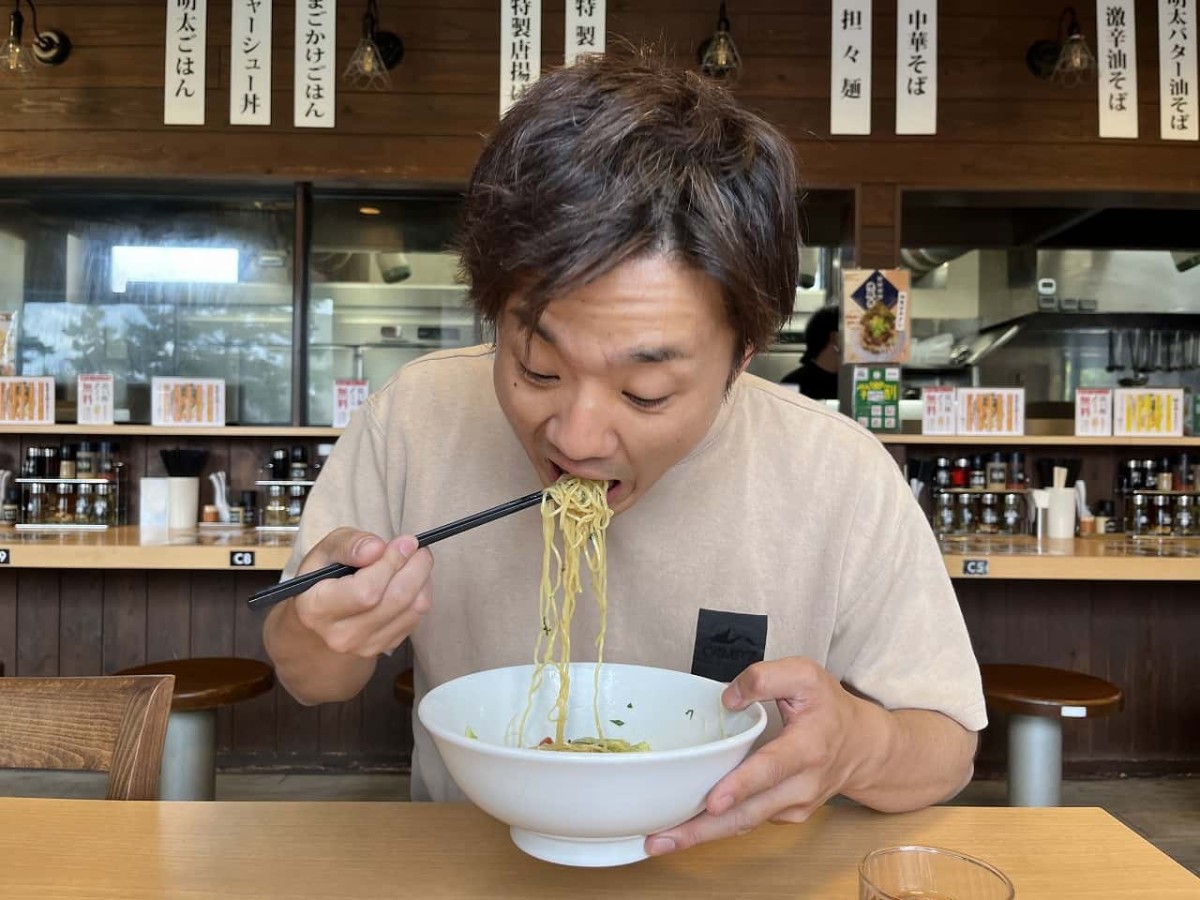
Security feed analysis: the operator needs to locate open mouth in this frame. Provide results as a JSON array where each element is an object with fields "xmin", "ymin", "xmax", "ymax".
[{"xmin": 549, "ymin": 461, "xmax": 621, "ymax": 504}]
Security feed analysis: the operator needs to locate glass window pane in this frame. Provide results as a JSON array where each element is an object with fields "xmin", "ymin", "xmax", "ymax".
[
  {"xmin": 0, "ymin": 183, "xmax": 295, "ymax": 424},
  {"xmin": 307, "ymin": 191, "xmax": 480, "ymax": 425}
]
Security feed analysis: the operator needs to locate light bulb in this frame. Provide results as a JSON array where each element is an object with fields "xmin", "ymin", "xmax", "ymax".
[
  {"xmin": 1, "ymin": 9, "xmax": 32, "ymax": 76},
  {"xmin": 344, "ymin": 36, "xmax": 390, "ymax": 90}
]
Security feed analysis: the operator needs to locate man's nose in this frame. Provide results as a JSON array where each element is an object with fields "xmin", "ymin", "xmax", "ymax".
[{"xmin": 545, "ymin": 386, "xmax": 619, "ymax": 463}]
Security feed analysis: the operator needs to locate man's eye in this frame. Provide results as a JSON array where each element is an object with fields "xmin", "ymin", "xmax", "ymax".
[
  {"xmin": 518, "ymin": 362, "xmax": 558, "ymax": 384},
  {"xmin": 624, "ymin": 392, "xmax": 669, "ymax": 410}
]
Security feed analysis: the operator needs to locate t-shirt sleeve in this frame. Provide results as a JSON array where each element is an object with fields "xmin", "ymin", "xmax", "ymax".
[
  {"xmin": 823, "ymin": 441, "xmax": 987, "ymax": 733},
  {"xmin": 279, "ymin": 388, "xmax": 403, "ymax": 581}
]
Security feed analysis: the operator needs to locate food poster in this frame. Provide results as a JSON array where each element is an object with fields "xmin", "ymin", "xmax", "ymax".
[
  {"xmin": 842, "ymin": 268, "xmax": 911, "ymax": 364},
  {"xmin": 78, "ymin": 374, "xmax": 115, "ymax": 426},
  {"xmin": 852, "ymin": 366, "xmax": 901, "ymax": 433},
  {"xmin": 151, "ymin": 377, "xmax": 226, "ymax": 426},
  {"xmin": 1113, "ymin": 388, "xmax": 1183, "ymax": 436},
  {"xmin": 956, "ymin": 387, "xmax": 1025, "ymax": 436},
  {"xmin": 333, "ymin": 379, "xmax": 370, "ymax": 428},
  {"xmin": 0, "ymin": 376, "xmax": 54, "ymax": 424},
  {"xmin": 1074, "ymin": 388, "xmax": 1112, "ymax": 436}
]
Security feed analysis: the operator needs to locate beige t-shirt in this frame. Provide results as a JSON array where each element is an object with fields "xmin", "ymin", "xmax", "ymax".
[{"xmin": 285, "ymin": 346, "xmax": 986, "ymax": 801}]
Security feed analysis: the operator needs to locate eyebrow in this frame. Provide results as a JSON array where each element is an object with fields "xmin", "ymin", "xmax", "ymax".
[{"xmin": 534, "ymin": 321, "xmax": 688, "ymax": 364}]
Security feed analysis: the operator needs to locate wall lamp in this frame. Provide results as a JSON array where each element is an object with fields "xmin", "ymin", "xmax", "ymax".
[
  {"xmin": 1026, "ymin": 7, "xmax": 1096, "ymax": 88},
  {"xmin": 1, "ymin": 0, "xmax": 70, "ymax": 75}
]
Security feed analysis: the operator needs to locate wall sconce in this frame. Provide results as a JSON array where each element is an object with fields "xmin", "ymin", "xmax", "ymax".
[
  {"xmin": 697, "ymin": 2, "xmax": 741, "ymax": 81},
  {"xmin": 344, "ymin": 0, "xmax": 403, "ymax": 90},
  {"xmin": 1026, "ymin": 7, "xmax": 1095, "ymax": 88},
  {"xmin": 1, "ymin": 0, "xmax": 70, "ymax": 75}
]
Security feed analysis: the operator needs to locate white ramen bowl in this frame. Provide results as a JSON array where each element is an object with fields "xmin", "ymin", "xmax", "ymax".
[{"xmin": 417, "ymin": 662, "xmax": 767, "ymax": 868}]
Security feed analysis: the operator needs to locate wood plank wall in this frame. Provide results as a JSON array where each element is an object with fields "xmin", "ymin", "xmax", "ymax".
[{"xmin": 0, "ymin": 1, "xmax": 1194, "ymax": 192}]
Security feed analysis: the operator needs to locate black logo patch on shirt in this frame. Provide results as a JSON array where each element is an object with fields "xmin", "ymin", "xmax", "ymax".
[{"xmin": 691, "ymin": 608, "xmax": 768, "ymax": 682}]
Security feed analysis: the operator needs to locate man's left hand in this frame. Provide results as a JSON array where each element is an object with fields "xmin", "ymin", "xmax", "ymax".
[{"xmin": 645, "ymin": 656, "xmax": 874, "ymax": 856}]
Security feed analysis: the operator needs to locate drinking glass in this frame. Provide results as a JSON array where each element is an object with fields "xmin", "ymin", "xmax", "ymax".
[{"xmin": 859, "ymin": 845, "xmax": 1014, "ymax": 900}]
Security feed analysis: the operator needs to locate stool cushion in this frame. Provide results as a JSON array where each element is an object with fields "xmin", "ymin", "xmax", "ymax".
[
  {"xmin": 116, "ymin": 658, "xmax": 274, "ymax": 712},
  {"xmin": 394, "ymin": 669, "xmax": 414, "ymax": 708},
  {"xmin": 981, "ymin": 664, "xmax": 1122, "ymax": 718}
]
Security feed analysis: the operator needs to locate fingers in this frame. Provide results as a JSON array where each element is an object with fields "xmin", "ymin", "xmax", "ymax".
[
  {"xmin": 704, "ymin": 730, "xmax": 829, "ymax": 817},
  {"xmin": 298, "ymin": 526, "xmax": 388, "ymax": 574},
  {"xmin": 723, "ymin": 657, "xmax": 823, "ymax": 712}
]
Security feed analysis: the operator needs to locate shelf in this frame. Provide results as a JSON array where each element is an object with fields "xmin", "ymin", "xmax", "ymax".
[
  {"xmin": 881, "ymin": 434, "xmax": 1200, "ymax": 447},
  {"xmin": 943, "ymin": 536, "xmax": 1200, "ymax": 581},
  {"xmin": 0, "ymin": 425, "xmax": 343, "ymax": 438},
  {"xmin": 0, "ymin": 526, "xmax": 294, "ymax": 570}
]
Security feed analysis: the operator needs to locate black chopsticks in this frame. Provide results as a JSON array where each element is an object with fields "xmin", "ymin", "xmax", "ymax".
[{"xmin": 246, "ymin": 489, "xmax": 544, "ymax": 611}]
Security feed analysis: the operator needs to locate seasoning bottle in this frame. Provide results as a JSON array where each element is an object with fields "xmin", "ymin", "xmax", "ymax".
[
  {"xmin": 264, "ymin": 485, "xmax": 288, "ymax": 527},
  {"xmin": 1093, "ymin": 499, "xmax": 1114, "ymax": 535},
  {"xmin": 986, "ymin": 453, "xmax": 1007, "ymax": 492},
  {"xmin": 24, "ymin": 482, "xmax": 46, "ymax": 525},
  {"xmin": 287, "ymin": 484, "xmax": 306, "ymax": 525},
  {"xmin": 92, "ymin": 482, "xmax": 111, "ymax": 526},
  {"xmin": 314, "ymin": 443, "xmax": 334, "ymax": 479},
  {"xmin": 1175, "ymin": 494, "xmax": 1194, "ymax": 537},
  {"xmin": 22, "ymin": 446, "xmax": 39, "ymax": 477},
  {"xmin": 1143, "ymin": 459, "xmax": 1158, "ymax": 491},
  {"xmin": 74, "ymin": 483, "xmax": 93, "ymax": 525},
  {"xmin": 1152, "ymin": 494, "xmax": 1173, "ymax": 535},
  {"xmin": 59, "ymin": 444, "xmax": 76, "ymax": 479},
  {"xmin": 934, "ymin": 457, "xmax": 951, "ymax": 490},
  {"xmin": 1179, "ymin": 452, "xmax": 1193, "ymax": 489},
  {"xmin": 201, "ymin": 504, "xmax": 220, "ymax": 524},
  {"xmin": 969, "ymin": 455, "xmax": 986, "ymax": 490},
  {"xmin": 1128, "ymin": 493, "xmax": 1149, "ymax": 536},
  {"xmin": 978, "ymin": 492, "xmax": 999, "ymax": 534},
  {"xmin": 98, "ymin": 441, "xmax": 116, "ymax": 477},
  {"xmin": 241, "ymin": 490, "xmax": 258, "ymax": 528},
  {"xmin": 951, "ymin": 457, "xmax": 970, "ymax": 489},
  {"xmin": 956, "ymin": 492, "xmax": 976, "ymax": 534},
  {"xmin": 42, "ymin": 447, "xmax": 58, "ymax": 479},
  {"xmin": 271, "ymin": 448, "xmax": 289, "ymax": 481},
  {"xmin": 933, "ymin": 492, "xmax": 954, "ymax": 535},
  {"xmin": 76, "ymin": 441, "xmax": 95, "ymax": 476},
  {"xmin": 1125, "ymin": 458, "xmax": 1142, "ymax": 492},
  {"xmin": 290, "ymin": 446, "xmax": 309, "ymax": 482},
  {"xmin": 1008, "ymin": 451, "xmax": 1027, "ymax": 489},
  {"xmin": 1002, "ymin": 493, "xmax": 1023, "ymax": 535},
  {"xmin": 0, "ymin": 489, "xmax": 17, "ymax": 527},
  {"xmin": 55, "ymin": 482, "xmax": 74, "ymax": 524},
  {"xmin": 1157, "ymin": 457, "xmax": 1174, "ymax": 493}
]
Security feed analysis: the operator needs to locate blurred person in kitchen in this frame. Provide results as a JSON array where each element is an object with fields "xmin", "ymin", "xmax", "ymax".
[
  {"xmin": 781, "ymin": 304, "xmax": 840, "ymax": 400},
  {"xmin": 264, "ymin": 48, "xmax": 984, "ymax": 858}
]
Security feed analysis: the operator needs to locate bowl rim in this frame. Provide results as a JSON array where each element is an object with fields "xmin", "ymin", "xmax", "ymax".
[{"xmin": 417, "ymin": 661, "xmax": 769, "ymax": 764}]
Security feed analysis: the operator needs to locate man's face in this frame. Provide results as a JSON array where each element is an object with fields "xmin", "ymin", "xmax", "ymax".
[{"xmin": 494, "ymin": 254, "xmax": 740, "ymax": 515}]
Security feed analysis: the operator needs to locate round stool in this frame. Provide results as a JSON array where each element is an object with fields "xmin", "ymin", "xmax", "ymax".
[
  {"xmin": 981, "ymin": 663, "xmax": 1122, "ymax": 808},
  {"xmin": 394, "ymin": 668, "xmax": 414, "ymax": 708},
  {"xmin": 116, "ymin": 657, "xmax": 274, "ymax": 801}
]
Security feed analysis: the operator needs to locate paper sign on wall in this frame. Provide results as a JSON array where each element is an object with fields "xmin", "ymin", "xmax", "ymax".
[
  {"xmin": 295, "ymin": 0, "xmax": 336, "ymax": 128},
  {"xmin": 501, "ymin": 0, "xmax": 542, "ymax": 117},
  {"xmin": 1097, "ymin": 1, "xmax": 1139, "ymax": 138},
  {"xmin": 164, "ymin": 0, "xmax": 207, "ymax": 126},
  {"xmin": 231, "ymin": 0, "xmax": 272, "ymax": 126},
  {"xmin": 333, "ymin": 379, "xmax": 370, "ymax": 428},
  {"xmin": 566, "ymin": 0, "xmax": 605, "ymax": 66},
  {"xmin": 0, "ymin": 376, "xmax": 54, "ymax": 424},
  {"xmin": 77, "ymin": 374, "xmax": 114, "ymax": 426},
  {"xmin": 1075, "ymin": 387, "xmax": 1113, "ymax": 436},
  {"xmin": 921, "ymin": 386, "xmax": 956, "ymax": 435},
  {"xmin": 896, "ymin": 0, "xmax": 936, "ymax": 134},
  {"xmin": 830, "ymin": 0, "xmax": 872, "ymax": 134},
  {"xmin": 1159, "ymin": 0, "xmax": 1198, "ymax": 140},
  {"xmin": 842, "ymin": 269, "xmax": 911, "ymax": 364},
  {"xmin": 853, "ymin": 366, "xmax": 901, "ymax": 433},
  {"xmin": 151, "ymin": 377, "xmax": 226, "ymax": 426}
]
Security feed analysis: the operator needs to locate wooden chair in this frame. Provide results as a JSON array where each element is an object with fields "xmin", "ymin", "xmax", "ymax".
[
  {"xmin": 981, "ymin": 664, "xmax": 1123, "ymax": 807},
  {"xmin": 0, "ymin": 675, "xmax": 175, "ymax": 800}
]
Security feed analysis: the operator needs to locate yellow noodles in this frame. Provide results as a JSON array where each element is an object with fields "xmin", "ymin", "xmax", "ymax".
[{"xmin": 516, "ymin": 476, "xmax": 643, "ymax": 752}]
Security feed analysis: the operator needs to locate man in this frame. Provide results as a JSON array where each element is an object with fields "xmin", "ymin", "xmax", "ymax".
[
  {"xmin": 781, "ymin": 305, "xmax": 840, "ymax": 400},
  {"xmin": 264, "ymin": 51, "xmax": 984, "ymax": 857}
]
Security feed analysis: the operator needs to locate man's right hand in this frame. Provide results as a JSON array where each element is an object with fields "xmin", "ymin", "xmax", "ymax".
[{"xmin": 289, "ymin": 527, "xmax": 434, "ymax": 659}]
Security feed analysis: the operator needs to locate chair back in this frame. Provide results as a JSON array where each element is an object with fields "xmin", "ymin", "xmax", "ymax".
[{"xmin": 0, "ymin": 675, "xmax": 174, "ymax": 800}]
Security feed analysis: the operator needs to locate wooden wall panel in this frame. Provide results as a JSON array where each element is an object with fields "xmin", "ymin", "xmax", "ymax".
[{"xmin": 0, "ymin": 1, "xmax": 1193, "ymax": 192}]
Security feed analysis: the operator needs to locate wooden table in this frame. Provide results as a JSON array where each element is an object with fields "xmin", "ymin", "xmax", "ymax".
[{"xmin": 0, "ymin": 799, "xmax": 1195, "ymax": 899}]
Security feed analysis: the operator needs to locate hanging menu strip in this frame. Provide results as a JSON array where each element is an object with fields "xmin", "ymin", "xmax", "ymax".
[
  {"xmin": 164, "ymin": 0, "xmax": 207, "ymax": 125},
  {"xmin": 830, "ymin": 0, "xmax": 872, "ymax": 135},
  {"xmin": 566, "ymin": 0, "xmax": 605, "ymax": 66},
  {"xmin": 231, "ymin": 0, "xmax": 272, "ymax": 126},
  {"xmin": 1098, "ymin": 0, "xmax": 1139, "ymax": 138},
  {"xmin": 295, "ymin": 0, "xmax": 336, "ymax": 128},
  {"xmin": 501, "ymin": 0, "xmax": 542, "ymax": 117},
  {"xmin": 895, "ymin": 0, "xmax": 936, "ymax": 134},
  {"xmin": 1160, "ymin": 0, "xmax": 1198, "ymax": 139}
]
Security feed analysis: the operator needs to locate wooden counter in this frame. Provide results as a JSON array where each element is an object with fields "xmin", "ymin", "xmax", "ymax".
[
  {"xmin": 0, "ymin": 799, "xmax": 1194, "ymax": 899},
  {"xmin": 942, "ymin": 536, "xmax": 1200, "ymax": 581},
  {"xmin": 0, "ymin": 526, "xmax": 293, "ymax": 571}
]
